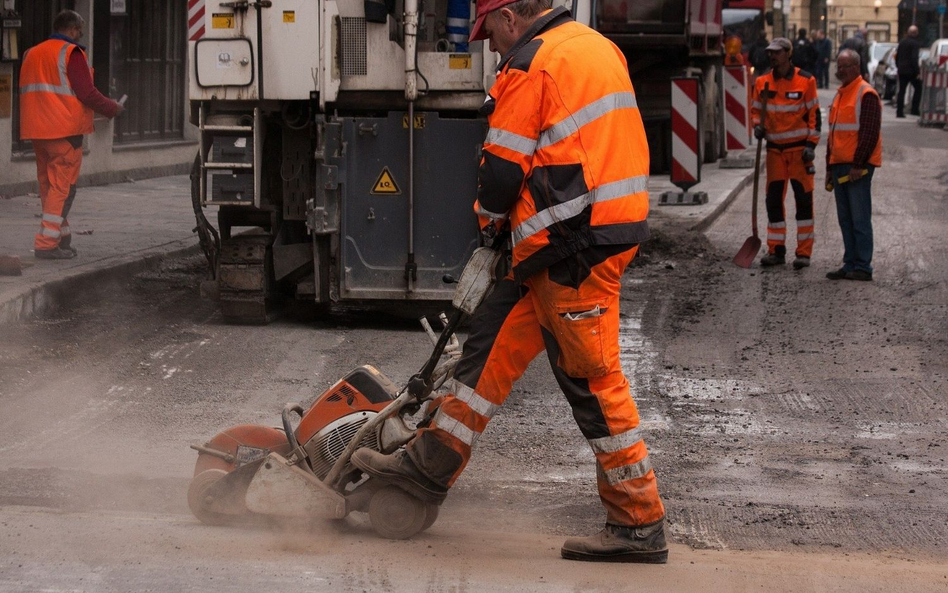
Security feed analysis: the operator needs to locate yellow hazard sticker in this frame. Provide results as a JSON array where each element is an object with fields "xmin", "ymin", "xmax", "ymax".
[
  {"xmin": 449, "ymin": 54, "xmax": 472, "ymax": 69},
  {"xmin": 212, "ymin": 13, "xmax": 234, "ymax": 29},
  {"xmin": 401, "ymin": 114, "xmax": 426, "ymax": 129},
  {"xmin": 371, "ymin": 167, "xmax": 401, "ymax": 195},
  {"xmin": 283, "ymin": 11, "xmax": 295, "ymax": 23}
]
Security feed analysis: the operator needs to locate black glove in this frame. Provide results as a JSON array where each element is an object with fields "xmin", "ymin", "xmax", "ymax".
[
  {"xmin": 802, "ymin": 147, "xmax": 815, "ymax": 163},
  {"xmin": 753, "ymin": 125, "xmax": 766, "ymax": 140}
]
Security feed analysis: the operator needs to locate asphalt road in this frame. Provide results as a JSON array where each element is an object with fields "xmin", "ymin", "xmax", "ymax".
[{"xmin": 0, "ymin": 97, "xmax": 946, "ymax": 592}]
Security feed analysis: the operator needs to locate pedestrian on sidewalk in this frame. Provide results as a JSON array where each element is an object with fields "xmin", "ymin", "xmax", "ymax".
[
  {"xmin": 825, "ymin": 49, "xmax": 881, "ymax": 282},
  {"xmin": 840, "ymin": 29, "xmax": 870, "ymax": 81},
  {"xmin": 751, "ymin": 37, "xmax": 821, "ymax": 270},
  {"xmin": 895, "ymin": 25, "xmax": 922, "ymax": 118},
  {"xmin": 351, "ymin": 0, "xmax": 667, "ymax": 564},
  {"xmin": 814, "ymin": 30, "xmax": 832, "ymax": 89},
  {"xmin": 792, "ymin": 29, "xmax": 817, "ymax": 75},
  {"xmin": 749, "ymin": 30, "xmax": 771, "ymax": 77},
  {"xmin": 18, "ymin": 10, "xmax": 124, "ymax": 260}
]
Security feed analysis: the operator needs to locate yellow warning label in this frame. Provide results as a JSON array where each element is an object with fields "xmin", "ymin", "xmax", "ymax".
[
  {"xmin": 212, "ymin": 13, "xmax": 234, "ymax": 29},
  {"xmin": 371, "ymin": 167, "xmax": 401, "ymax": 195},
  {"xmin": 401, "ymin": 114, "xmax": 426, "ymax": 129},
  {"xmin": 283, "ymin": 11, "xmax": 296, "ymax": 23},
  {"xmin": 449, "ymin": 54, "xmax": 472, "ymax": 70}
]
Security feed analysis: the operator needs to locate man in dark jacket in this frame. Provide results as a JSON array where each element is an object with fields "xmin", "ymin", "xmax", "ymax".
[
  {"xmin": 840, "ymin": 29, "xmax": 870, "ymax": 80},
  {"xmin": 896, "ymin": 25, "xmax": 922, "ymax": 117},
  {"xmin": 814, "ymin": 30, "xmax": 832, "ymax": 88},
  {"xmin": 749, "ymin": 30, "xmax": 771, "ymax": 76},
  {"xmin": 792, "ymin": 29, "xmax": 817, "ymax": 73}
]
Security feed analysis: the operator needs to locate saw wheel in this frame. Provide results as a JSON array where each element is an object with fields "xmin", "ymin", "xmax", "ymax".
[
  {"xmin": 187, "ymin": 469, "xmax": 234, "ymax": 526},
  {"xmin": 368, "ymin": 486, "xmax": 429, "ymax": 540}
]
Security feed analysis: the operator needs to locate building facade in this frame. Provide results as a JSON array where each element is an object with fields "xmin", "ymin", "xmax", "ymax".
[
  {"xmin": 0, "ymin": 0, "xmax": 197, "ymax": 197},
  {"xmin": 769, "ymin": 0, "xmax": 902, "ymax": 55}
]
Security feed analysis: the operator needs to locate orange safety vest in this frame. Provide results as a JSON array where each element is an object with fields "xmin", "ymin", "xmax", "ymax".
[
  {"xmin": 473, "ymin": 7, "xmax": 649, "ymax": 282},
  {"xmin": 750, "ymin": 67, "xmax": 820, "ymax": 150},
  {"xmin": 827, "ymin": 77, "xmax": 882, "ymax": 167},
  {"xmin": 19, "ymin": 38, "xmax": 94, "ymax": 140}
]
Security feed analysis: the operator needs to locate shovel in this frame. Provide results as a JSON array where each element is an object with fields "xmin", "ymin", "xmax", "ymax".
[{"xmin": 733, "ymin": 82, "xmax": 769, "ymax": 269}]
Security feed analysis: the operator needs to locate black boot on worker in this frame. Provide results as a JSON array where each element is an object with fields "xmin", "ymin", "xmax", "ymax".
[
  {"xmin": 792, "ymin": 256, "xmax": 810, "ymax": 270},
  {"xmin": 760, "ymin": 252, "xmax": 785, "ymax": 266},
  {"xmin": 351, "ymin": 448, "xmax": 448, "ymax": 505},
  {"xmin": 561, "ymin": 518, "xmax": 668, "ymax": 564},
  {"xmin": 34, "ymin": 247, "xmax": 76, "ymax": 260}
]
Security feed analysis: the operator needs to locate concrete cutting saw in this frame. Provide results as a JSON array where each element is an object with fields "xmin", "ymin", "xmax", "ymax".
[{"xmin": 187, "ymin": 245, "xmax": 502, "ymax": 539}]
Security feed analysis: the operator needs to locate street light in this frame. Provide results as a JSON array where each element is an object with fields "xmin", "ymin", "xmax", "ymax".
[{"xmin": 874, "ymin": 0, "xmax": 882, "ymax": 14}]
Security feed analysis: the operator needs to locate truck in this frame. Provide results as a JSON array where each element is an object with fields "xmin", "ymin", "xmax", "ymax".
[
  {"xmin": 188, "ymin": 0, "xmax": 493, "ymax": 323},
  {"xmin": 187, "ymin": 0, "xmax": 730, "ymax": 323}
]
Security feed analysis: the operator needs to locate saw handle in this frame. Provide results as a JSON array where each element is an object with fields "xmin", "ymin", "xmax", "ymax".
[{"xmin": 282, "ymin": 403, "xmax": 306, "ymax": 460}]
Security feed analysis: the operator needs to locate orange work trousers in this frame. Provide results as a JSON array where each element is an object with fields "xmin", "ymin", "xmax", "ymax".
[
  {"xmin": 765, "ymin": 148, "xmax": 815, "ymax": 258},
  {"xmin": 33, "ymin": 138, "xmax": 82, "ymax": 252},
  {"xmin": 407, "ymin": 247, "xmax": 665, "ymax": 527}
]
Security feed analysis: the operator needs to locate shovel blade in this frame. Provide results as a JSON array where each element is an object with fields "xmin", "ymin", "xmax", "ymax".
[{"xmin": 733, "ymin": 236, "xmax": 762, "ymax": 268}]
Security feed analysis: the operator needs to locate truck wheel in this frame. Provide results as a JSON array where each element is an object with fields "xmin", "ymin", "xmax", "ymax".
[
  {"xmin": 368, "ymin": 486, "xmax": 428, "ymax": 540},
  {"xmin": 218, "ymin": 235, "xmax": 278, "ymax": 324},
  {"xmin": 188, "ymin": 469, "xmax": 234, "ymax": 526}
]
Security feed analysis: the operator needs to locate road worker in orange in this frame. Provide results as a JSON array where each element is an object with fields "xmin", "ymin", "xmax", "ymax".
[
  {"xmin": 825, "ymin": 49, "xmax": 882, "ymax": 282},
  {"xmin": 353, "ymin": 0, "xmax": 667, "ymax": 563},
  {"xmin": 751, "ymin": 37, "xmax": 821, "ymax": 270},
  {"xmin": 19, "ymin": 10, "xmax": 124, "ymax": 260}
]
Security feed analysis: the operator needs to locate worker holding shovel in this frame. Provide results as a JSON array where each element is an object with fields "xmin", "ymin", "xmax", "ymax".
[{"xmin": 750, "ymin": 37, "xmax": 821, "ymax": 270}]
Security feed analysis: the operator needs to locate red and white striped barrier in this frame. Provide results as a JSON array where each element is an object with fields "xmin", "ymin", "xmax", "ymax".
[
  {"xmin": 919, "ymin": 69, "xmax": 948, "ymax": 127},
  {"xmin": 724, "ymin": 65, "xmax": 751, "ymax": 151},
  {"xmin": 189, "ymin": 0, "xmax": 206, "ymax": 42},
  {"xmin": 670, "ymin": 77, "xmax": 701, "ymax": 190}
]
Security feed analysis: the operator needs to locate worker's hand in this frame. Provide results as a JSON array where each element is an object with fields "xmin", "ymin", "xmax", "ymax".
[
  {"xmin": 753, "ymin": 125, "xmax": 766, "ymax": 140},
  {"xmin": 802, "ymin": 147, "xmax": 815, "ymax": 163},
  {"xmin": 114, "ymin": 103, "xmax": 126, "ymax": 118},
  {"xmin": 848, "ymin": 167, "xmax": 864, "ymax": 182}
]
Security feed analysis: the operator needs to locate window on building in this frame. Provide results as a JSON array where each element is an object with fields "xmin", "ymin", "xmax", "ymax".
[
  {"xmin": 11, "ymin": 0, "xmax": 74, "ymax": 154},
  {"xmin": 866, "ymin": 22, "xmax": 891, "ymax": 43},
  {"xmin": 110, "ymin": 0, "xmax": 186, "ymax": 144}
]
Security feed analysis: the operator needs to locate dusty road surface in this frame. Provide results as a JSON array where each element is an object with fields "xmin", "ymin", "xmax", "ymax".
[{"xmin": 1, "ymin": 101, "xmax": 947, "ymax": 591}]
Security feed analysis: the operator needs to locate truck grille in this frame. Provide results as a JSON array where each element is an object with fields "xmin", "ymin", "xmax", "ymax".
[
  {"xmin": 304, "ymin": 412, "xmax": 379, "ymax": 478},
  {"xmin": 340, "ymin": 17, "xmax": 367, "ymax": 76}
]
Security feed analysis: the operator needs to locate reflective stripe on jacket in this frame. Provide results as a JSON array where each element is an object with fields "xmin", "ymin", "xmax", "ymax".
[
  {"xmin": 473, "ymin": 7, "xmax": 649, "ymax": 282},
  {"xmin": 19, "ymin": 39, "xmax": 94, "ymax": 140},
  {"xmin": 751, "ymin": 67, "xmax": 820, "ymax": 151},
  {"xmin": 827, "ymin": 77, "xmax": 882, "ymax": 167}
]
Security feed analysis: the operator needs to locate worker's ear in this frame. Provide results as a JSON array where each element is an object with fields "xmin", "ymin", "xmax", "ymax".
[{"xmin": 498, "ymin": 7, "xmax": 516, "ymax": 32}]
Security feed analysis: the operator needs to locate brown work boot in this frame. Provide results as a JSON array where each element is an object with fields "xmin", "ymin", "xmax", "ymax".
[
  {"xmin": 351, "ymin": 448, "xmax": 448, "ymax": 505},
  {"xmin": 561, "ymin": 519, "xmax": 668, "ymax": 563}
]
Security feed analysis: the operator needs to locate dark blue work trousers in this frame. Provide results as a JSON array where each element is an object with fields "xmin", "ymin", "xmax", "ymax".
[{"xmin": 831, "ymin": 164, "xmax": 875, "ymax": 273}]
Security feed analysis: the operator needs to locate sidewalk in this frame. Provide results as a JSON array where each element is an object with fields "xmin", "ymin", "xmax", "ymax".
[
  {"xmin": 0, "ymin": 162, "xmax": 756, "ymax": 324},
  {"xmin": 0, "ymin": 175, "xmax": 198, "ymax": 324}
]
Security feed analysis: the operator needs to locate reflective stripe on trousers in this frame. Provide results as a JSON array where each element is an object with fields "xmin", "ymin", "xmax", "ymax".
[
  {"xmin": 407, "ymin": 248, "xmax": 665, "ymax": 526},
  {"xmin": 32, "ymin": 138, "xmax": 83, "ymax": 251}
]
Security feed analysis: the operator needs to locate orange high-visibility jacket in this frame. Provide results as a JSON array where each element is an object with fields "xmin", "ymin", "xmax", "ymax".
[
  {"xmin": 19, "ymin": 38, "xmax": 94, "ymax": 140},
  {"xmin": 473, "ymin": 7, "xmax": 650, "ymax": 282},
  {"xmin": 828, "ymin": 77, "xmax": 882, "ymax": 167},
  {"xmin": 751, "ymin": 67, "xmax": 820, "ymax": 151}
]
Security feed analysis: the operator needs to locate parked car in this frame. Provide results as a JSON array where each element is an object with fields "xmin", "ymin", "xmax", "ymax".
[
  {"xmin": 867, "ymin": 41, "xmax": 897, "ymax": 81},
  {"xmin": 872, "ymin": 46, "xmax": 898, "ymax": 100},
  {"xmin": 925, "ymin": 38, "xmax": 948, "ymax": 70}
]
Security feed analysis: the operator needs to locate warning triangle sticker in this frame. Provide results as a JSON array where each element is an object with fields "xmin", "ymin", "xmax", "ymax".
[{"xmin": 371, "ymin": 167, "xmax": 401, "ymax": 195}]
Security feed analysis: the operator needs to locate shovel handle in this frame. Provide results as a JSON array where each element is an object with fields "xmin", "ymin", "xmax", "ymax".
[{"xmin": 751, "ymin": 83, "xmax": 770, "ymax": 238}]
